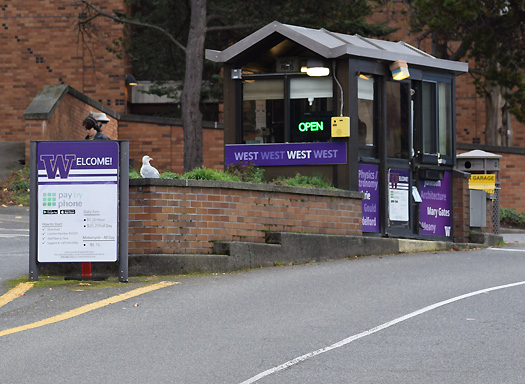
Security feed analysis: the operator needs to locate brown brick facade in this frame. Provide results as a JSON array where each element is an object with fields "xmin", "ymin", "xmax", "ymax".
[
  {"xmin": 128, "ymin": 179, "xmax": 363, "ymax": 255},
  {"xmin": 452, "ymin": 170, "xmax": 470, "ymax": 243},
  {"xmin": 499, "ymin": 153, "xmax": 525, "ymax": 212},
  {"xmin": 1, "ymin": 0, "xmax": 128, "ymax": 142},
  {"xmin": 23, "ymin": 86, "xmax": 224, "ymax": 175},
  {"xmin": 24, "ymin": 88, "xmax": 119, "ymax": 161},
  {"xmin": 119, "ymin": 118, "xmax": 224, "ymax": 174}
]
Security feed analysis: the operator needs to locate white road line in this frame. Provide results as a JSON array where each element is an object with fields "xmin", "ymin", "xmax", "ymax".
[
  {"xmin": 238, "ymin": 280, "xmax": 525, "ymax": 384},
  {"xmin": 491, "ymin": 248, "xmax": 524, "ymax": 252}
]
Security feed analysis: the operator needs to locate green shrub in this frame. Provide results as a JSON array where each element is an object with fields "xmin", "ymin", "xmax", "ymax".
[
  {"xmin": 160, "ymin": 172, "xmax": 182, "ymax": 180},
  {"xmin": 225, "ymin": 162, "xmax": 266, "ymax": 183},
  {"xmin": 274, "ymin": 173, "xmax": 335, "ymax": 189},
  {"xmin": 129, "ymin": 169, "xmax": 141, "ymax": 179},
  {"xmin": 182, "ymin": 167, "xmax": 242, "ymax": 182},
  {"xmin": 500, "ymin": 207, "xmax": 525, "ymax": 228},
  {"xmin": 0, "ymin": 165, "xmax": 30, "ymax": 205}
]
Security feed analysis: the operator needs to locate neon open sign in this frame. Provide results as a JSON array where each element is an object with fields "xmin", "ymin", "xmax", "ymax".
[{"xmin": 298, "ymin": 121, "xmax": 324, "ymax": 132}]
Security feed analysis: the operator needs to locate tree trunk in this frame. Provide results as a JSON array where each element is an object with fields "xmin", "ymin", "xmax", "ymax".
[
  {"xmin": 181, "ymin": 0, "xmax": 206, "ymax": 172},
  {"xmin": 485, "ymin": 85, "xmax": 504, "ymax": 146}
]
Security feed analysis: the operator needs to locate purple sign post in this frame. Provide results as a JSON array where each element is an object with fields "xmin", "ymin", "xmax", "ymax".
[
  {"xmin": 359, "ymin": 164, "xmax": 379, "ymax": 232},
  {"xmin": 419, "ymin": 172, "xmax": 452, "ymax": 237},
  {"xmin": 225, "ymin": 142, "xmax": 347, "ymax": 166},
  {"xmin": 36, "ymin": 141, "xmax": 119, "ymax": 263}
]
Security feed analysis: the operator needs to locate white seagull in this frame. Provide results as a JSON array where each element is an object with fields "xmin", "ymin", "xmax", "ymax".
[{"xmin": 140, "ymin": 155, "xmax": 160, "ymax": 178}]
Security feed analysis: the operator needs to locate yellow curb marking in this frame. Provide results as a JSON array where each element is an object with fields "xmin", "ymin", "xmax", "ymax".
[
  {"xmin": 0, "ymin": 282, "xmax": 36, "ymax": 308},
  {"xmin": 0, "ymin": 281, "xmax": 177, "ymax": 337}
]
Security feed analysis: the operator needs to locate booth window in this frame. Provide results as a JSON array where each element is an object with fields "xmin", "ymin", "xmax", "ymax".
[
  {"xmin": 241, "ymin": 76, "xmax": 333, "ymax": 144},
  {"xmin": 290, "ymin": 77, "xmax": 333, "ymax": 142},
  {"xmin": 358, "ymin": 75, "xmax": 376, "ymax": 157},
  {"xmin": 386, "ymin": 81, "xmax": 410, "ymax": 159},
  {"xmin": 421, "ymin": 77, "xmax": 453, "ymax": 160},
  {"xmin": 242, "ymin": 79, "xmax": 284, "ymax": 143}
]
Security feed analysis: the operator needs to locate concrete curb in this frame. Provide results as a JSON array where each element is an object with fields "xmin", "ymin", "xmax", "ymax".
[{"xmin": 38, "ymin": 232, "xmax": 486, "ymax": 277}]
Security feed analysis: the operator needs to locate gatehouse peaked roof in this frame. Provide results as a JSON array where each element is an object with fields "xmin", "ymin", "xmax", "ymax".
[{"xmin": 205, "ymin": 21, "xmax": 468, "ymax": 74}]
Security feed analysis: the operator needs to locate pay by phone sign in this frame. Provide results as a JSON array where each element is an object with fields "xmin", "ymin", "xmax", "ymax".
[
  {"xmin": 37, "ymin": 142, "xmax": 119, "ymax": 263},
  {"xmin": 469, "ymin": 174, "xmax": 496, "ymax": 193}
]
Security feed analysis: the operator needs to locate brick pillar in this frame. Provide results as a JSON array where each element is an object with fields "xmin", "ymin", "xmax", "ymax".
[
  {"xmin": 483, "ymin": 197, "xmax": 495, "ymax": 234},
  {"xmin": 452, "ymin": 170, "xmax": 470, "ymax": 243}
]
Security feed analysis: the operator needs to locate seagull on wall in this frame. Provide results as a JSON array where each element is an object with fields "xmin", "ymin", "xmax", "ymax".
[{"xmin": 140, "ymin": 155, "xmax": 160, "ymax": 178}]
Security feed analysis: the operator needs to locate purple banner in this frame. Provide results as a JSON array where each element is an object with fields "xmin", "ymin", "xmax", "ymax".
[
  {"xmin": 359, "ymin": 164, "xmax": 379, "ymax": 232},
  {"xmin": 225, "ymin": 142, "xmax": 347, "ymax": 166},
  {"xmin": 419, "ymin": 172, "xmax": 452, "ymax": 237},
  {"xmin": 38, "ymin": 141, "xmax": 119, "ymax": 185}
]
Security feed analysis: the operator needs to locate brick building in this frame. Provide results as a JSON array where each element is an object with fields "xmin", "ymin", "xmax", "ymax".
[
  {"xmin": 3, "ymin": 1, "xmax": 525, "ymax": 215},
  {"xmin": 1, "ymin": 0, "xmax": 129, "ymax": 143}
]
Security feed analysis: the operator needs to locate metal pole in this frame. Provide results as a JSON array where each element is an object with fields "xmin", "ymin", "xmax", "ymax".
[
  {"xmin": 29, "ymin": 141, "xmax": 39, "ymax": 281},
  {"xmin": 118, "ymin": 141, "xmax": 129, "ymax": 282}
]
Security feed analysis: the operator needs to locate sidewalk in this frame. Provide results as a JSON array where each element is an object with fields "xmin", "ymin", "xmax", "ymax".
[{"xmin": 499, "ymin": 227, "xmax": 525, "ymax": 244}]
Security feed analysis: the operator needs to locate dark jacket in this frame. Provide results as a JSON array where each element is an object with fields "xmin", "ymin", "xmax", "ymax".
[{"xmin": 84, "ymin": 132, "xmax": 111, "ymax": 141}]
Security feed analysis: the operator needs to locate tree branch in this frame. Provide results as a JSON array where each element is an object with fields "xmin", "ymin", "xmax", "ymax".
[
  {"xmin": 448, "ymin": 39, "xmax": 471, "ymax": 62},
  {"xmin": 206, "ymin": 23, "xmax": 257, "ymax": 32},
  {"xmin": 77, "ymin": 0, "xmax": 186, "ymax": 53}
]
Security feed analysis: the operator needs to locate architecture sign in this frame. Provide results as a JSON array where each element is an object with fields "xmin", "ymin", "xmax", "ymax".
[{"xmin": 419, "ymin": 172, "xmax": 452, "ymax": 237}]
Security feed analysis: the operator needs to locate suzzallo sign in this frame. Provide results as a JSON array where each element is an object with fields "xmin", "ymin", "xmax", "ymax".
[{"xmin": 469, "ymin": 174, "xmax": 496, "ymax": 193}]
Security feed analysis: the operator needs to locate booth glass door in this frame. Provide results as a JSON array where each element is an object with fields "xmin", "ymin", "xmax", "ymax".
[{"xmin": 385, "ymin": 81, "xmax": 414, "ymax": 237}]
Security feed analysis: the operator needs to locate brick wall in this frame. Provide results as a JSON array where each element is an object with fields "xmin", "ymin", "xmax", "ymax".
[
  {"xmin": 452, "ymin": 170, "xmax": 470, "ymax": 243},
  {"xmin": 119, "ymin": 117, "xmax": 224, "ymax": 174},
  {"xmin": 24, "ymin": 86, "xmax": 224, "ymax": 173},
  {"xmin": 1, "ymin": 0, "xmax": 128, "ymax": 142},
  {"xmin": 499, "ymin": 153, "xmax": 525, "ymax": 213},
  {"xmin": 24, "ymin": 87, "xmax": 119, "ymax": 161},
  {"xmin": 128, "ymin": 179, "xmax": 363, "ymax": 255}
]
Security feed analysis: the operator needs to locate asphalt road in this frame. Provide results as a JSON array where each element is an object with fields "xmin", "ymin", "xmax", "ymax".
[
  {"xmin": 0, "ymin": 206, "xmax": 29, "ymax": 291},
  {"xmin": 1, "ymin": 208, "xmax": 525, "ymax": 383}
]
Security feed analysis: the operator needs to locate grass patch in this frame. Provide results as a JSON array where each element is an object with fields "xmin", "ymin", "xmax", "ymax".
[{"xmin": 3, "ymin": 271, "xmax": 230, "ymax": 291}]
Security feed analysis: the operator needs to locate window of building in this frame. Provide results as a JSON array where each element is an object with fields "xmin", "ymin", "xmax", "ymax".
[
  {"xmin": 358, "ymin": 75, "xmax": 376, "ymax": 157},
  {"xmin": 421, "ymin": 76, "xmax": 453, "ymax": 161},
  {"xmin": 290, "ymin": 77, "xmax": 333, "ymax": 143},
  {"xmin": 241, "ymin": 76, "xmax": 333, "ymax": 144},
  {"xmin": 386, "ymin": 81, "xmax": 410, "ymax": 159},
  {"xmin": 242, "ymin": 79, "xmax": 284, "ymax": 143}
]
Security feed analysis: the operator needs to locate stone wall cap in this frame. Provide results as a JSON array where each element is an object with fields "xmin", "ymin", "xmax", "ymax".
[{"xmin": 130, "ymin": 178, "xmax": 362, "ymax": 199}]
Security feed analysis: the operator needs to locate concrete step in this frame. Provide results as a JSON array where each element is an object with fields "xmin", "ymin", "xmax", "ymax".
[
  {"xmin": 38, "ymin": 254, "xmax": 233, "ymax": 277},
  {"xmin": 36, "ymin": 232, "xmax": 483, "ymax": 279}
]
